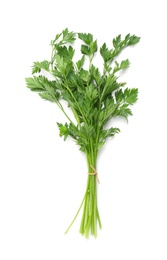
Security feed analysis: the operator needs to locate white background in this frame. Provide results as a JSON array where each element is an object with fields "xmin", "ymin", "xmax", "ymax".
[{"xmin": 0, "ymin": 0, "xmax": 167, "ymax": 259}]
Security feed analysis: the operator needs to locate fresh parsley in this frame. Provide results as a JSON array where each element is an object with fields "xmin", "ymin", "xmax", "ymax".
[{"xmin": 26, "ymin": 28, "xmax": 140, "ymax": 238}]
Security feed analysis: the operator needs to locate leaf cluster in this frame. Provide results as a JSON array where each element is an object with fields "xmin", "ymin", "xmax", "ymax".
[{"xmin": 26, "ymin": 28, "xmax": 140, "ymax": 155}]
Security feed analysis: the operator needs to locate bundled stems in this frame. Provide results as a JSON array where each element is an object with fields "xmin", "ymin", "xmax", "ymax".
[
  {"xmin": 65, "ymin": 147, "xmax": 102, "ymax": 238},
  {"xmin": 79, "ymin": 142, "xmax": 102, "ymax": 237},
  {"xmin": 79, "ymin": 169, "xmax": 102, "ymax": 238}
]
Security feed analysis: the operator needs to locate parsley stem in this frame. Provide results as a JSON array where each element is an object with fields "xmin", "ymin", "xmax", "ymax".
[
  {"xmin": 64, "ymin": 193, "xmax": 86, "ymax": 234},
  {"xmin": 56, "ymin": 100, "xmax": 76, "ymax": 126}
]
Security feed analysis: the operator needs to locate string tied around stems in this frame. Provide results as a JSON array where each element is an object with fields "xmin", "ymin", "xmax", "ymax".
[{"xmin": 88, "ymin": 164, "xmax": 100, "ymax": 184}]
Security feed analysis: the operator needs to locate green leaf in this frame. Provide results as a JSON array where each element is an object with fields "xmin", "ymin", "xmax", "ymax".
[
  {"xmin": 116, "ymin": 104, "xmax": 132, "ymax": 119},
  {"xmin": 120, "ymin": 59, "xmax": 130, "ymax": 69},
  {"xmin": 62, "ymin": 28, "xmax": 76, "ymax": 43},
  {"xmin": 55, "ymin": 54, "xmax": 64, "ymax": 68},
  {"xmin": 90, "ymin": 40, "xmax": 98, "ymax": 54},
  {"xmin": 90, "ymin": 65, "xmax": 101, "ymax": 85},
  {"xmin": 106, "ymin": 74, "xmax": 117, "ymax": 87},
  {"xmin": 113, "ymin": 59, "xmax": 130, "ymax": 73},
  {"xmin": 79, "ymin": 69, "xmax": 89, "ymax": 82},
  {"xmin": 39, "ymin": 92, "xmax": 55, "ymax": 102},
  {"xmin": 55, "ymin": 54, "xmax": 67, "ymax": 74},
  {"xmin": 25, "ymin": 76, "xmax": 45, "ymax": 92},
  {"xmin": 32, "ymin": 60, "xmax": 50, "ymax": 74},
  {"xmin": 109, "ymin": 34, "xmax": 140, "ymax": 62},
  {"xmin": 115, "ymin": 89, "xmax": 124, "ymax": 102},
  {"xmin": 115, "ymin": 88, "xmax": 138, "ymax": 105},
  {"xmin": 26, "ymin": 76, "xmax": 60, "ymax": 102},
  {"xmin": 57, "ymin": 122, "xmax": 69, "ymax": 140},
  {"xmin": 100, "ymin": 43, "xmax": 111, "ymax": 62},
  {"xmin": 78, "ymin": 33, "xmax": 93, "ymax": 45},
  {"xmin": 113, "ymin": 34, "xmax": 121, "ymax": 48},
  {"xmin": 101, "ymin": 127, "xmax": 120, "ymax": 139},
  {"xmin": 51, "ymin": 32, "xmax": 62, "ymax": 45},
  {"xmin": 56, "ymin": 45, "xmax": 75, "ymax": 61},
  {"xmin": 65, "ymin": 63, "xmax": 73, "ymax": 76},
  {"xmin": 104, "ymin": 63, "xmax": 112, "ymax": 73},
  {"xmin": 85, "ymin": 84, "xmax": 98, "ymax": 101},
  {"xmin": 124, "ymin": 88, "xmax": 138, "ymax": 105},
  {"xmin": 81, "ymin": 45, "xmax": 90, "ymax": 55},
  {"xmin": 98, "ymin": 127, "xmax": 120, "ymax": 150},
  {"xmin": 99, "ymin": 101, "xmax": 117, "ymax": 126},
  {"xmin": 76, "ymin": 55, "xmax": 85, "ymax": 70},
  {"xmin": 62, "ymin": 28, "xmax": 69, "ymax": 38},
  {"xmin": 125, "ymin": 33, "xmax": 130, "ymax": 41},
  {"xmin": 128, "ymin": 35, "xmax": 140, "ymax": 45}
]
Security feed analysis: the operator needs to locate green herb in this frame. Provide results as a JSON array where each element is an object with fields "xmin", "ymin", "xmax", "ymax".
[{"xmin": 26, "ymin": 28, "xmax": 140, "ymax": 238}]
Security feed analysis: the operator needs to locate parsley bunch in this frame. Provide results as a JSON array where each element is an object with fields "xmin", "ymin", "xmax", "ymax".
[{"xmin": 26, "ymin": 28, "xmax": 140, "ymax": 238}]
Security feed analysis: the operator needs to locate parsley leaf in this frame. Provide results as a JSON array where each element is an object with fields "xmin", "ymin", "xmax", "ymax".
[
  {"xmin": 32, "ymin": 60, "xmax": 50, "ymax": 74},
  {"xmin": 78, "ymin": 33, "xmax": 93, "ymax": 45},
  {"xmin": 76, "ymin": 55, "xmax": 85, "ymax": 70}
]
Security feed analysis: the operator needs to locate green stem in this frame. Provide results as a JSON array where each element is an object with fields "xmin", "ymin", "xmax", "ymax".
[
  {"xmin": 56, "ymin": 100, "xmax": 76, "ymax": 126},
  {"xmin": 64, "ymin": 192, "xmax": 86, "ymax": 234}
]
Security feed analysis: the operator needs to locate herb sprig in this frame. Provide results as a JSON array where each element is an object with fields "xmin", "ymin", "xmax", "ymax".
[{"xmin": 26, "ymin": 28, "xmax": 140, "ymax": 238}]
